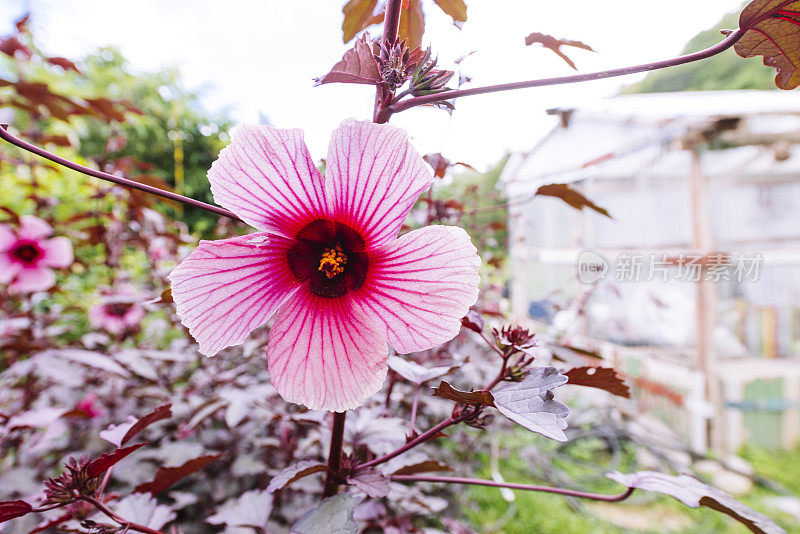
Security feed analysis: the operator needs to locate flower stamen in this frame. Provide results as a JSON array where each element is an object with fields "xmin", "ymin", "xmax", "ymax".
[{"xmin": 319, "ymin": 244, "xmax": 347, "ymax": 278}]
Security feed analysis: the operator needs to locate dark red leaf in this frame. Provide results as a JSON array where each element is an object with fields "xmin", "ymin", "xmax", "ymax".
[
  {"xmin": 391, "ymin": 460, "xmax": 452, "ymax": 476},
  {"xmin": 433, "ymin": 381, "xmax": 495, "ymax": 407},
  {"xmin": 734, "ymin": 0, "xmax": 800, "ymax": 89},
  {"xmin": 0, "ymin": 36, "xmax": 32, "ymax": 59},
  {"xmin": 433, "ymin": 0, "xmax": 467, "ymax": 23},
  {"xmin": 342, "ymin": 0, "xmax": 380, "ymax": 43},
  {"xmin": 536, "ymin": 183, "xmax": 611, "ymax": 218},
  {"xmin": 398, "ymin": 0, "xmax": 425, "ymax": 49},
  {"xmin": 134, "ymin": 453, "xmax": 224, "ymax": 495},
  {"xmin": 0, "ymin": 500, "xmax": 32, "ymax": 523},
  {"xmin": 460, "ymin": 310, "xmax": 484, "ymax": 333},
  {"xmin": 14, "ymin": 14, "xmax": 30, "ymax": 33},
  {"xmin": 86, "ymin": 442, "xmax": 146, "ymax": 478},
  {"xmin": 524, "ymin": 32, "xmax": 595, "ymax": 70},
  {"xmin": 46, "ymin": 57, "xmax": 81, "ymax": 73},
  {"xmin": 122, "ymin": 403, "xmax": 172, "ymax": 445},
  {"xmin": 565, "ymin": 366, "xmax": 631, "ymax": 398},
  {"xmin": 315, "ymin": 33, "xmax": 382, "ymax": 86}
]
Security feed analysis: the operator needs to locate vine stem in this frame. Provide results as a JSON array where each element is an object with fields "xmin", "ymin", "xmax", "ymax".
[
  {"xmin": 379, "ymin": 28, "xmax": 744, "ymax": 120},
  {"xmin": 0, "ymin": 125, "xmax": 241, "ymax": 222},
  {"xmin": 323, "ymin": 411, "xmax": 347, "ymax": 497},
  {"xmin": 78, "ymin": 495, "xmax": 166, "ymax": 534},
  {"xmin": 354, "ymin": 414, "xmax": 463, "ymax": 472},
  {"xmin": 389, "ymin": 475, "xmax": 635, "ymax": 503}
]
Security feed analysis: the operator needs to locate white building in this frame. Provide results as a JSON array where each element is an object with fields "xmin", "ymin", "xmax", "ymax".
[{"xmin": 501, "ymin": 91, "xmax": 800, "ymax": 452}]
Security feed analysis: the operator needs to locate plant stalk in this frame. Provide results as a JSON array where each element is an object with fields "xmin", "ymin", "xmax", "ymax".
[
  {"xmin": 390, "ymin": 475, "xmax": 635, "ymax": 502},
  {"xmin": 0, "ymin": 125, "xmax": 241, "ymax": 222},
  {"xmin": 322, "ymin": 411, "xmax": 347, "ymax": 497},
  {"xmin": 383, "ymin": 28, "xmax": 744, "ymax": 118}
]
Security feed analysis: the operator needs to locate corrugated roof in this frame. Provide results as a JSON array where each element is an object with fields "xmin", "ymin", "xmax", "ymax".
[{"xmin": 501, "ymin": 91, "xmax": 800, "ymax": 196}]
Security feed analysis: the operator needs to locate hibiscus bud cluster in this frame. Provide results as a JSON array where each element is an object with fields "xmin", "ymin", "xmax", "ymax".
[
  {"xmin": 408, "ymin": 47, "xmax": 454, "ymax": 97},
  {"xmin": 375, "ymin": 38, "xmax": 423, "ymax": 90},
  {"xmin": 43, "ymin": 457, "xmax": 97, "ymax": 505},
  {"xmin": 493, "ymin": 325, "xmax": 536, "ymax": 353}
]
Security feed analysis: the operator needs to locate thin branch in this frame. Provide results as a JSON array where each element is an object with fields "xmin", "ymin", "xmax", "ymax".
[
  {"xmin": 354, "ymin": 414, "xmax": 462, "ymax": 472},
  {"xmin": 385, "ymin": 28, "xmax": 744, "ymax": 116},
  {"xmin": 390, "ymin": 474, "xmax": 636, "ymax": 502},
  {"xmin": 382, "ymin": 0, "xmax": 403, "ymax": 48},
  {"xmin": 78, "ymin": 495, "xmax": 166, "ymax": 534},
  {"xmin": 323, "ymin": 411, "xmax": 347, "ymax": 497},
  {"xmin": 0, "ymin": 125, "xmax": 241, "ymax": 222}
]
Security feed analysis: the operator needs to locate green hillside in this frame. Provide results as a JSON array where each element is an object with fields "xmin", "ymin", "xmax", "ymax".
[{"xmin": 623, "ymin": 11, "xmax": 777, "ymax": 94}]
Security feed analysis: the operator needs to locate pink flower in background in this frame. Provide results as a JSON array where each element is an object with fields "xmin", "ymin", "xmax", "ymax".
[
  {"xmin": 169, "ymin": 119, "xmax": 480, "ymax": 411},
  {"xmin": 0, "ymin": 215, "xmax": 73, "ymax": 293},
  {"xmin": 88, "ymin": 284, "xmax": 145, "ymax": 334}
]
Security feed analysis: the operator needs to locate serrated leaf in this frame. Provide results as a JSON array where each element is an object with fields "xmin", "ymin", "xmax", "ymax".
[
  {"xmin": 291, "ymin": 492, "xmax": 362, "ymax": 534},
  {"xmin": 525, "ymin": 32, "xmax": 595, "ymax": 70},
  {"xmin": 0, "ymin": 500, "xmax": 32, "ymax": 523},
  {"xmin": 122, "ymin": 403, "xmax": 172, "ymax": 445},
  {"xmin": 347, "ymin": 470, "xmax": 390, "ymax": 498},
  {"xmin": 536, "ymin": 183, "xmax": 611, "ymax": 218},
  {"xmin": 735, "ymin": 0, "xmax": 800, "ymax": 89},
  {"xmin": 388, "ymin": 356, "xmax": 460, "ymax": 385},
  {"xmin": 607, "ymin": 471, "xmax": 786, "ymax": 534},
  {"xmin": 87, "ymin": 442, "xmax": 147, "ymax": 478},
  {"xmin": 433, "ymin": 0, "xmax": 467, "ymax": 22},
  {"xmin": 114, "ymin": 494, "xmax": 176, "ymax": 530},
  {"xmin": 390, "ymin": 459, "xmax": 452, "ymax": 476},
  {"xmin": 398, "ymin": 0, "xmax": 425, "ymax": 49},
  {"xmin": 492, "ymin": 367, "xmax": 569, "ymax": 441},
  {"xmin": 267, "ymin": 460, "xmax": 328, "ymax": 493},
  {"xmin": 433, "ymin": 381, "xmax": 495, "ymax": 407},
  {"xmin": 134, "ymin": 453, "xmax": 223, "ymax": 494},
  {"xmin": 206, "ymin": 489, "xmax": 273, "ymax": 529},
  {"xmin": 565, "ymin": 367, "xmax": 631, "ymax": 398},
  {"xmin": 315, "ymin": 33, "xmax": 381, "ymax": 86},
  {"xmin": 342, "ymin": 0, "xmax": 380, "ymax": 42}
]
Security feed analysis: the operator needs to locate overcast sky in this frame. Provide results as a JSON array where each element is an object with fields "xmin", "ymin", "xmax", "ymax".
[{"xmin": 2, "ymin": 0, "xmax": 747, "ymax": 168}]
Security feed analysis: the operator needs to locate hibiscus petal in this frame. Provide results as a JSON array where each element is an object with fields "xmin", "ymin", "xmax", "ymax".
[
  {"xmin": 0, "ymin": 225, "xmax": 15, "ymax": 251},
  {"xmin": 208, "ymin": 125, "xmax": 328, "ymax": 236},
  {"xmin": 169, "ymin": 233, "xmax": 302, "ymax": 356},
  {"xmin": 10, "ymin": 267, "xmax": 55, "ymax": 293},
  {"xmin": 41, "ymin": 237, "xmax": 73, "ymax": 268},
  {"xmin": 354, "ymin": 225, "xmax": 480, "ymax": 354},
  {"xmin": 326, "ymin": 119, "xmax": 433, "ymax": 248},
  {"xmin": 18, "ymin": 215, "xmax": 52, "ymax": 240},
  {"xmin": 0, "ymin": 254, "xmax": 20, "ymax": 283},
  {"xmin": 267, "ymin": 288, "xmax": 388, "ymax": 412}
]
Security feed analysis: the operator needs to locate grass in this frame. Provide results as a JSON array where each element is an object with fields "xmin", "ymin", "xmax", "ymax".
[{"xmin": 456, "ymin": 428, "xmax": 800, "ymax": 533}]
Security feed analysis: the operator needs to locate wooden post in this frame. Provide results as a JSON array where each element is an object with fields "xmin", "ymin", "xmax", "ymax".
[{"xmin": 690, "ymin": 145, "xmax": 724, "ymax": 452}]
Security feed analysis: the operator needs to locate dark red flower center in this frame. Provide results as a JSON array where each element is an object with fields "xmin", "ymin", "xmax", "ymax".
[
  {"xmin": 105, "ymin": 302, "xmax": 133, "ymax": 317},
  {"xmin": 10, "ymin": 240, "xmax": 43, "ymax": 266},
  {"xmin": 287, "ymin": 219, "xmax": 368, "ymax": 298}
]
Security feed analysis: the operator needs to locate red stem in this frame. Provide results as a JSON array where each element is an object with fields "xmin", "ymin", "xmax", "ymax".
[
  {"xmin": 323, "ymin": 411, "xmax": 347, "ymax": 497},
  {"xmin": 390, "ymin": 475, "xmax": 635, "ymax": 502},
  {"xmin": 79, "ymin": 495, "xmax": 166, "ymax": 534},
  {"xmin": 374, "ymin": 0, "xmax": 404, "ymax": 123},
  {"xmin": 355, "ymin": 415, "xmax": 461, "ymax": 472},
  {"xmin": 0, "ymin": 125, "xmax": 241, "ymax": 222},
  {"xmin": 383, "ymin": 28, "xmax": 743, "ymax": 117}
]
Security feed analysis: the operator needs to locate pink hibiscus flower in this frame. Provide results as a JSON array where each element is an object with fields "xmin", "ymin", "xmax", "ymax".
[
  {"xmin": 88, "ymin": 284, "xmax": 145, "ymax": 335},
  {"xmin": 0, "ymin": 215, "xmax": 73, "ymax": 293},
  {"xmin": 169, "ymin": 119, "xmax": 480, "ymax": 411}
]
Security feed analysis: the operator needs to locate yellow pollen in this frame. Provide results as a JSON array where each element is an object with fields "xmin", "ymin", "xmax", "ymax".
[{"xmin": 319, "ymin": 244, "xmax": 347, "ymax": 278}]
